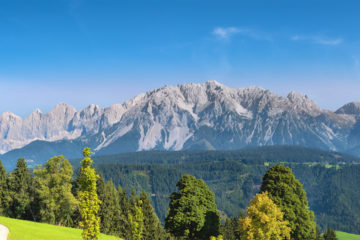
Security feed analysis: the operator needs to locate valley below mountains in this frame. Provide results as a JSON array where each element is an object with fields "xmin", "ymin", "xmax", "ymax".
[{"xmin": 1, "ymin": 80, "xmax": 360, "ymax": 169}]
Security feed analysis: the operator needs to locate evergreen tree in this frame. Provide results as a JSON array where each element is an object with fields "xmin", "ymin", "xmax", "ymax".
[
  {"xmin": 260, "ymin": 165, "xmax": 316, "ymax": 240},
  {"xmin": 315, "ymin": 226, "xmax": 324, "ymax": 240},
  {"xmin": 220, "ymin": 217, "xmax": 241, "ymax": 240},
  {"xmin": 99, "ymin": 179, "xmax": 120, "ymax": 236},
  {"xmin": 34, "ymin": 155, "xmax": 78, "ymax": 226},
  {"xmin": 140, "ymin": 191, "xmax": 164, "ymax": 240},
  {"xmin": 238, "ymin": 192, "xmax": 291, "ymax": 240},
  {"xmin": 116, "ymin": 186, "xmax": 132, "ymax": 239},
  {"xmin": 78, "ymin": 148, "xmax": 101, "ymax": 240},
  {"xmin": 8, "ymin": 158, "xmax": 32, "ymax": 219},
  {"xmin": 323, "ymin": 229, "xmax": 337, "ymax": 240},
  {"xmin": 165, "ymin": 174, "xmax": 220, "ymax": 240},
  {"xmin": 129, "ymin": 199, "xmax": 144, "ymax": 240},
  {"xmin": 0, "ymin": 160, "xmax": 9, "ymax": 214}
]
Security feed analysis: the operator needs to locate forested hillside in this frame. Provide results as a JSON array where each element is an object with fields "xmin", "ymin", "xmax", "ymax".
[{"xmin": 81, "ymin": 146, "xmax": 360, "ymax": 234}]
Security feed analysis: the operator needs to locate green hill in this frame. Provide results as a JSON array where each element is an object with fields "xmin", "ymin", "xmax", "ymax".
[
  {"xmin": 0, "ymin": 216, "xmax": 121, "ymax": 240},
  {"xmin": 337, "ymin": 231, "xmax": 360, "ymax": 240}
]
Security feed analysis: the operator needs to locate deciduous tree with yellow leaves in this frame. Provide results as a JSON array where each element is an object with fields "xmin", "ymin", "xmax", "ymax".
[{"xmin": 238, "ymin": 192, "xmax": 291, "ymax": 240}]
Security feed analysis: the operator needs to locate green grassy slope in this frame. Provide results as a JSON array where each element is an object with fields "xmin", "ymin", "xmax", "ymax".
[
  {"xmin": 0, "ymin": 216, "xmax": 121, "ymax": 240},
  {"xmin": 337, "ymin": 231, "xmax": 360, "ymax": 240}
]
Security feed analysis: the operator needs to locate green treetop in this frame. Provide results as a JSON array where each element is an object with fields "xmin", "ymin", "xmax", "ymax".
[
  {"xmin": 8, "ymin": 158, "xmax": 32, "ymax": 219},
  {"xmin": 165, "ymin": 174, "xmax": 220, "ymax": 240},
  {"xmin": 260, "ymin": 165, "xmax": 316, "ymax": 240},
  {"xmin": 238, "ymin": 192, "xmax": 291, "ymax": 240},
  {"xmin": 78, "ymin": 147, "xmax": 101, "ymax": 240},
  {"xmin": 0, "ymin": 160, "xmax": 9, "ymax": 214},
  {"xmin": 34, "ymin": 155, "xmax": 78, "ymax": 225}
]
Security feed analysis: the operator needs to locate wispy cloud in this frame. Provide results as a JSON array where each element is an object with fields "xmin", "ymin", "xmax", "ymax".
[
  {"xmin": 291, "ymin": 35, "xmax": 343, "ymax": 46},
  {"xmin": 212, "ymin": 27, "xmax": 240, "ymax": 39},
  {"xmin": 212, "ymin": 27, "xmax": 271, "ymax": 41}
]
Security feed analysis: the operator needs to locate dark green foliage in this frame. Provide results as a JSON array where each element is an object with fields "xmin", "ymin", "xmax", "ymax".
[
  {"xmin": 165, "ymin": 174, "xmax": 220, "ymax": 240},
  {"xmin": 117, "ymin": 186, "xmax": 132, "ymax": 239},
  {"xmin": 316, "ymin": 226, "xmax": 324, "ymax": 240},
  {"xmin": 323, "ymin": 229, "xmax": 337, "ymax": 240},
  {"xmin": 97, "ymin": 160, "xmax": 360, "ymax": 235},
  {"xmin": 7, "ymin": 158, "xmax": 33, "ymax": 219},
  {"xmin": 0, "ymin": 160, "xmax": 9, "ymax": 214},
  {"xmin": 70, "ymin": 146, "xmax": 360, "ymax": 169},
  {"xmin": 98, "ymin": 178, "xmax": 120, "ymax": 236},
  {"xmin": 140, "ymin": 191, "xmax": 165, "ymax": 240},
  {"xmin": 260, "ymin": 165, "xmax": 316, "ymax": 240},
  {"xmin": 220, "ymin": 217, "xmax": 241, "ymax": 240},
  {"xmin": 292, "ymin": 164, "xmax": 360, "ymax": 233}
]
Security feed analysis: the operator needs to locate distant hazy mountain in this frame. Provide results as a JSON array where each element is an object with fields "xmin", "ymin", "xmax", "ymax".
[{"xmin": 1, "ymin": 81, "xmax": 360, "ymax": 168}]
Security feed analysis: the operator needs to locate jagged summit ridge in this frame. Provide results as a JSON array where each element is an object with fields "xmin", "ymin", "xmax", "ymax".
[
  {"xmin": 335, "ymin": 102, "xmax": 360, "ymax": 115},
  {"xmin": 0, "ymin": 81, "xmax": 359, "ymax": 159}
]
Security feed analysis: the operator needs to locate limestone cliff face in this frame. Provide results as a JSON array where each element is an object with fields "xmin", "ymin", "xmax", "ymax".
[{"xmin": 1, "ymin": 81, "xmax": 360, "ymax": 164}]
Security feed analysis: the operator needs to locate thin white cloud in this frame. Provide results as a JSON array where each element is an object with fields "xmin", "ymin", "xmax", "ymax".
[
  {"xmin": 291, "ymin": 35, "xmax": 343, "ymax": 46},
  {"xmin": 212, "ymin": 27, "xmax": 240, "ymax": 39},
  {"xmin": 212, "ymin": 27, "xmax": 271, "ymax": 41}
]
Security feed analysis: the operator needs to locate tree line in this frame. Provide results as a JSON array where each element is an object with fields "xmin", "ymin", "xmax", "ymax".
[{"xmin": 0, "ymin": 148, "xmax": 340, "ymax": 239}]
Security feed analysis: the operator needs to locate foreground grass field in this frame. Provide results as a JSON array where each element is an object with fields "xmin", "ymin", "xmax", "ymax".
[
  {"xmin": 0, "ymin": 216, "xmax": 121, "ymax": 240},
  {"xmin": 337, "ymin": 231, "xmax": 360, "ymax": 240}
]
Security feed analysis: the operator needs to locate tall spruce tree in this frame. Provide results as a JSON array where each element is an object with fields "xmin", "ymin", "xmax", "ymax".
[
  {"xmin": 140, "ymin": 191, "xmax": 164, "ymax": 240},
  {"xmin": 34, "ymin": 155, "xmax": 78, "ymax": 225},
  {"xmin": 220, "ymin": 217, "xmax": 241, "ymax": 240},
  {"xmin": 0, "ymin": 160, "xmax": 9, "ymax": 214},
  {"xmin": 323, "ymin": 229, "xmax": 337, "ymax": 240},
  {"xmin": 260, "ymin": 165, "xmax": 316, "ymax": 240},
  {"xmin": 165, "ymin": 174, "xmax": 220, "ymax": 240},
  {"xmin": 99, "ymin": 179, "xmax": 120, "ymax": 236},
  {"xmin": 78, "ymin": 148, "xmax": 101, "ymax": 240},
  {"xmin": 129, "ymin": 199, "xmax": 144, "ymax": 240},
  {"xmin": 117, "ymin": 186, "xmax": 132, "ymax": 239},
  {"xmin": 8, "ymin": 158, "xmax": 32, "ymax": 219}
]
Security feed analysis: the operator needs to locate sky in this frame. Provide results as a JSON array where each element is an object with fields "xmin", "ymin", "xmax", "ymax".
[{"xmin": 1, "ymin": 0, "xmax": 360, "ymax": 117}]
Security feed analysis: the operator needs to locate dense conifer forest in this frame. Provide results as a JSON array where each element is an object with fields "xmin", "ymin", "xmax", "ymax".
[
  {"xmin": 0, "ymin": 145, "xmax": 358, "ymax": 239},
  {"xmin": 86, "ymin": 146, "xmax": 360, "ymax": 234}
]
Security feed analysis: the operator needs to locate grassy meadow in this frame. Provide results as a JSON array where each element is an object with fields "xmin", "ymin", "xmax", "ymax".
[
  {"xmin": 337, "ymin": 231, "xmax": 360, "ymax": 240},
  {"xmin": 0, "ymin": 216, "xmax": 121, "ymax": 240}
]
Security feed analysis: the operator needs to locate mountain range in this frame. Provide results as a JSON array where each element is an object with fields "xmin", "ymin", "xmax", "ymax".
[{"xmin": 1, "ymin": 80, "xmax": 360, "ymax": 169}]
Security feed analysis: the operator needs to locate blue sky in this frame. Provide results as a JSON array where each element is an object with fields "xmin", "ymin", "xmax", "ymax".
[{"xmin": 0, "ymin": 0, "xmax": 359, "ymax": 117}]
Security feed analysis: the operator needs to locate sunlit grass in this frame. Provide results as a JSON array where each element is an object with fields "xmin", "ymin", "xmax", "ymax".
[
  {"xmin": 0, "ymin": 216, "xmax": 121, "ymax": 240},
  {"xmin": 336, "ymin": 231, "xmax": 360, "ymax": 240}
]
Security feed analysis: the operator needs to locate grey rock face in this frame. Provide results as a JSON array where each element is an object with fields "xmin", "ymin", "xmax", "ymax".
[{"xmin": 1, "ymin": 81, "xmax": 359, "ymax": 158}]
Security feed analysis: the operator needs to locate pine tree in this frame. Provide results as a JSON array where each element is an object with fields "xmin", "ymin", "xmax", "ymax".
[
  {"xmin": 116, "ymin": 186, "xmax": 132, "ymax": 239},
  {"xmin": 78, "ymin": 148, "xmax": 101, "ymax": 240},
  {"xmin": 260, "ymin": 165, "xmax": 316, "ymax": 240},
  {"xmin": 34, "ymin": 155, "xmax": 78, "ymax": 225},
  {"xmin": 140, "ymin": 191, "xmax": 164, "ymax": 240},
  {"xmin": 8, "ymin": 158, "xmax": 32, "ymax": 219},
  {"xmin": 238, "ymin": 192, "xmax": 291, "ymax": 240},
  {"xmin": 99, "ymin": 179, "xmax": 120, "ymax": 235},
  {"xmin": 129, "ymin": 199, "xmax": 144, "ymax": 240},
  {"xmin": 220, "ymin": 217, "xmax": 241, "ymax": 240},
  {"xmin": 165, "ymin": 174, "xmax": 220, "ymax": 240},
  {"xmin": 323, "ymin": 229, "xmax": 337, "ymax": 240},
  {"xmin": 0, "ymin": 160, "xmax": 9, "ymax": 214}
]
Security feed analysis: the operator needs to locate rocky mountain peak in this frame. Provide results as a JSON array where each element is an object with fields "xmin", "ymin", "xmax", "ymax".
[
  {"xmin": 287, "ymin": 91, "xmax": 320, "ymax": 114},
  {"xmin": 335, "ymin": 102, "xmax": 360, "ymax": 115},
  {"xmin": 0, "ymin": 81, "xmax": 360, "ymax": 159}
]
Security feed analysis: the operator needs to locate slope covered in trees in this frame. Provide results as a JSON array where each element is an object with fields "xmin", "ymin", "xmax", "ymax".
[
  {"xmin": 0, "ymin": 145, "xmax": 359, "ymax": 238},
  {"xmin": 89, "ymin": 146, "xmax": 360, "ymax": 234}
]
